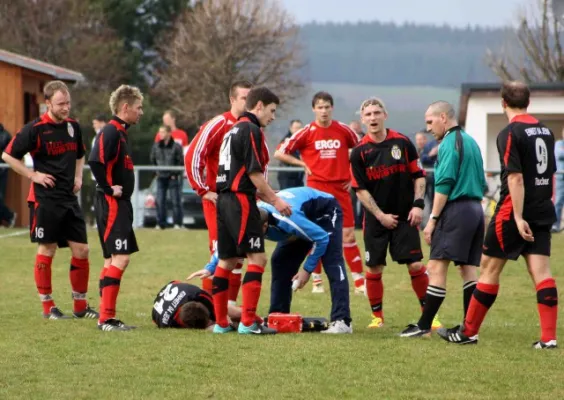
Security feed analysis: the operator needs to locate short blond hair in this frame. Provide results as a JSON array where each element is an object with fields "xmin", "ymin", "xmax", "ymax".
[
  {"xmin": 44, "ymin": 80, "xmax": 69, "ymax": 100},
  {"xmin": 359, "ymin": 97, "xmax": 387, "ymax": 115},
  {"xmin": 109, "ymin": 85, "xmax": 144, "ymax": 115}
]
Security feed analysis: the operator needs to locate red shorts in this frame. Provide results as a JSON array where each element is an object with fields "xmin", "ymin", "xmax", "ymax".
[
  {"xmin": 307, "ymin": 180, "xmax": 355, "ymax": 228},
  {"xmin": 202, "ymin": 199, "xmax": 217, "ymax": 254}
]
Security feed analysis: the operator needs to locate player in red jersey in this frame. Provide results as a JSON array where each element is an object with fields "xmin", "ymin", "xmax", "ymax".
[
  {"xmin": 2, "ymin": 80, "xmax": 97, "ymax": 320},
  {"xmin": 185, "ymin": 81, "xmax": 253, "ymax": 302},
  {"xmin": 275, "ymin": 91, "xmax": 365, "ymax": 294}
]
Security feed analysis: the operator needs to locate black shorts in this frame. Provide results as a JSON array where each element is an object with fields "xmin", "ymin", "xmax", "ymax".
[
  {"xmin": 29, "ymin": 200, "xmax": 87, "ymax": 247},
  {"xmin": 364, "ymin": 218, "xmax": 422, "ymax": 267},
  {"xmin": 94, "ymin": 192, "xmax": 139, "ymax": 259},
  {"xmin": 430, "ymin": 199, "xmax": 484, "ymax": 266},
  {"xmin": 217, "ymin": 192, "xmax": 265, "ymax": 259},
  {"xmin": 483, "ymin": 215, "xmax": 551, "ymax": 260}
]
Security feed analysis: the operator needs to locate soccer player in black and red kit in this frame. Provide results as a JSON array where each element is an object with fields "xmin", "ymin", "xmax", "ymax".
[
  {"xmin": 350, "ymin": 97, "xmax": 438, "ymax": 330},
  {"xmin": 2, "ymin": 80, "xmax": 98, "ymax": 320},
  {"xmin": 152, "ymin": 281, "xmax": 242, "ymax": 329},
  {"xmin": 439, "ymin": 81, "xmax": 559, "ymax": 348},
  {"xmin": 213, "ymin": 87, "xmax": 292, "ymax": 335},
  {"xmin": 89, "ymin": 85, "xmax": 144, "ymax": 331}
]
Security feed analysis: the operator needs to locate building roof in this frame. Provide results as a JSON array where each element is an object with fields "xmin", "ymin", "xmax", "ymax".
[
  {"xmin": 0, "ymin": 48, "xmax": 84, "ymax": 83},
  {"xmin": 459, "ymin": 82, "xmax": 564, "ymax": 126}
]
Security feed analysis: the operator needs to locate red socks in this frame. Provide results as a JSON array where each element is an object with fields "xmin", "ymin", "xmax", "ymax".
[
  {"xmin": 463, "ymin": 282, "xmax": 499, "ymax": 337},
  {"xmin": 409, "ymin": 266, "xmax": 429, "ymax": 310},
  {"xmin": 344, "ymin": 242, "xmax": 363, "ymax": 274},
  {"xmin": 313, "ymin": 262, "xmax": 322, "ymax": 275},
  {"xmin": 536, "ymin": 278, "xmax": 558, "ymax": 343},
  {"xmin": 366, "ymin": 272, "xmax": 383, "ymax": 319},
  {"xmin": 228, "ymin": 262, "xmax": 243, "ymax": 304},
  {"xmin": 70, "ymin": 257, "xmax": 89, "ymax": 313},
  {"xmin": 35, "ymin": 254, "xmax": 55, "ymax": 314},
  {"xmin": 241, "ymin": 264, "xmax": 265, "ymax": 326},
  {"xmin": 99, "ymin": 265, "xmax": 124, "ymax": 323},
  {"xmin": 212, "ymin": 267, "xmax": 230, "ymax": 328}
]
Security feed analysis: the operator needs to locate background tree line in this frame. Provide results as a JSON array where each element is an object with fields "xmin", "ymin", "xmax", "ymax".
[{"xmin": 0, "ymin": 0, "xmax": 562, "ymax": 166}]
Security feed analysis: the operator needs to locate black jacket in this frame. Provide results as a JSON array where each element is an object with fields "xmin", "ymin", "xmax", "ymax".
[{"xmin": 150, "ymin": 139, "xmax": 184, "ymax": 178}]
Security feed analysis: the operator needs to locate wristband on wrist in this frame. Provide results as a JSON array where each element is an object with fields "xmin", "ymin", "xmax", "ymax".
[{"xmin": 413, "ymin": 199, "xmax": 425, "ymax": 209}]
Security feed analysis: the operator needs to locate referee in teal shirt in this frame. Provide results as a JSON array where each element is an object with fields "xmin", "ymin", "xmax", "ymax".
[{"xmin": 400, "ymin": 101, "xmax": 487, "ymax": 338}]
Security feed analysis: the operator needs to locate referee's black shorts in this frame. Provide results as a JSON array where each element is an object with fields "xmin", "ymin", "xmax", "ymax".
[{"xmin": 430, "ymin": 199, "xmax": 484, "ymax": 266}]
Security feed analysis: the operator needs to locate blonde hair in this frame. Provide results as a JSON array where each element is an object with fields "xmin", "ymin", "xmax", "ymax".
[
  {"xmin": 359, "ymin": 97, "xmax": 388, "ymax": 115},
  {"xmin": 43, "ymin": 80, "xmax": 69, "ymax": 100},
  {"xmin": 109, "ymin": 85, "xmax": 144, "ymax": 115}
]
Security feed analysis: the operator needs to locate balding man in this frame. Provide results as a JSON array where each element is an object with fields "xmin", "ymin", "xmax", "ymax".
[
  {"xmin": 400, "ymin": 100, "xmax": 486, "ymax": 338},
  {"xmin": 439, "ymin": 82, "xmax": 559, "ymax": 348}
]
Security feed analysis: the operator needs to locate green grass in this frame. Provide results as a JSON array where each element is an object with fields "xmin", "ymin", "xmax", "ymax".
[{"xmin": 0, "ymin": 228, "xmax": 563, "ymax": 400}]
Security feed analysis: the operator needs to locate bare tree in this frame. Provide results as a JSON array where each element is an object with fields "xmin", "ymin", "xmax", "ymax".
[
  {"xmin": 154, "ymin": 0, "xmax": 306, "ymax": 125},
  {"xmin": 0, "ymin": 0, "xmax": 129, "ymax": 119},
  {"xmin": 486, "ymin": 0, "xmax": 564, "ymax": 82}
]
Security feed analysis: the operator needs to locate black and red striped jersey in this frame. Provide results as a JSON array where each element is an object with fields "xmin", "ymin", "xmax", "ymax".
[
  {"xmin": 216, "ymin": 112, "xmax": 269, "ymax": 195},
  {"xmin": 350, "ymin": 129, "xmax": 425, "ymax": 220},
  {"xmin": 152, "ymin": 281, "xmax": 215, "ymax": 328},
  {"xmin": 88, "ymin": 116, "xmax": 135, "ymax": 200},
  {"xmin": 4, "ymin": 112, "xmax": 85, "ymax": 203},
  {"xmin": 495, "ymin": 114, "xmax": 556, "ymax": 225}
]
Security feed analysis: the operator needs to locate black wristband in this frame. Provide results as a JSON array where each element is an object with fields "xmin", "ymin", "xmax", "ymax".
[{"xmin": 413, "ymin": 199, "xmax": 425, "ymax": 209}]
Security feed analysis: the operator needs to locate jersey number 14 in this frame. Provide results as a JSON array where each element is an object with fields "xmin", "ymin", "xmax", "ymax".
[{"xmin": 219, "ymin": 129, "xmax": 236, "ymax": 171}]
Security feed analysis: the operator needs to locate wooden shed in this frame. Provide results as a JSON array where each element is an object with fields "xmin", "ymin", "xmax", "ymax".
[{"xmin": 0, "ymin": 48, "xmax": 84, "ymax": 227}]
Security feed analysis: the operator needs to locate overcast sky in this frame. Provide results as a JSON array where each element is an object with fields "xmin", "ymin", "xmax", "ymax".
[{"xmin": 281, "ymin": 0, "xmax": 526, "ymax": 28}]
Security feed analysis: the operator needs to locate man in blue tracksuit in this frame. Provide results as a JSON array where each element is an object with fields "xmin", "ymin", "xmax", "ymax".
[{"xmin": 192, "ymin": 187, "xmax": 352, "ymax": 333}]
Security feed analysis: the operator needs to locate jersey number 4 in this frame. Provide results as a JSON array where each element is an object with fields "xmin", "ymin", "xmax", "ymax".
[
  {"xmin": 219, "ymin": 131, "xmax": 234, "ymax": 171},
  {"xmin": 153, "ymin": 283, "xmax": 179, "ymax": 315}
]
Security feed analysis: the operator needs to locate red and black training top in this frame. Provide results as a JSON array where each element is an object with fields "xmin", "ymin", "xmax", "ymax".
[
  {"xmin": 4, "ymin": 112, "xmax": 85, "ymax": 204},
  {"xmin": 215, "ymin": 111, "xmax": 270, "ymax": 196},
  {"xmin": 88, "ymin": 116, "xmax": 135, "ymax": 200},
  {"xmin": 495, "ymin": 114, "xmax": 556, "ymax": 226},
  {"xmin": 350, "ymin": 129, "xmax": 425, "ymax": 221}
]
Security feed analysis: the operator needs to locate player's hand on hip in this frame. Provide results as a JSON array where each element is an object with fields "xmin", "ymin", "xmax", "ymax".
[
  {"xmin": 303, "ymin": 164, "xmax": 312, "ymax": 175},
  {"xmin": 516, "ymin": 218, "xmax": 534, "ymax": 242},
  {"xmin": 342, "ymin": 180, "xmax": 352, "ymax": 191},
  {"xmin": 31, "ymin": 171, "xmax": 56, "ymax": 188},
  {"xmin": 274, "ymin": 197, "xmax": 292, "ymax": 216},
  {"xmin": 292, "ymin": 269, "xmax": 311, "ymax": 291},
  {"xmin": 73, "ymin": 177, "xmax": 82, "ymax": 193},
  {"xmin": 408, "ymin": 207, "xmax": 423, "ymax": 227},
  {"xmin": 379, "ymin": 213, "xmax": 398, "ymax": 230},
  {"xmin": 186, "ymin": 269, "xmax": 211, "ymax": 281},
  {"xmin": 203, "ymin": 191, "xmax": 218, "ymax": 204},
  {"xmin": 423, "ymin": 219, "xmax": 436, "ymax": 245},
  {"xmin": 111, "ymin": 185, "xmax": 123, "ymax": 198}
]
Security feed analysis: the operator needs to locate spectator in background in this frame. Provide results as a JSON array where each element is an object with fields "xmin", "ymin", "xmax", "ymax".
[
  {"xmin": 0, "ymin": 123, "xmax": 16, "ymax": 227},
  {"xmin": 154, "ymin": 110, "xmax": 189, "ymax": 154},
  {"xmin": 415, "ymin": 130, "xmax": 439, "ymax": 224},
  {"xmin": 552, "ymin": 127, "xmax": 564, "ymax": 233},
  {"xmin": 349, "ymin": 120, "xmax": 364, "ymax": 139},
  {"xmin": 349, "ymin": 120, "xmax": 364, "ymax": 228},
  {"xmin": 91, "ymin": 115, "xmax": 107, "ymax": 180},
  {"xmin": 277, "ymin": 119, "xmax": 305, "ymax": 189},
  {"xmin": 151, "ymin": 125, "xmax": 184, "ymax": 229},
  {"xmin": 90, "ymin": 115, "xmax": 107, "ymax": 227}
]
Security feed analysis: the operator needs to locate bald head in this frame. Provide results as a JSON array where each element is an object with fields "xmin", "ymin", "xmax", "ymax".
[
  {"xmin": 425, "ymin": 101, "xmax": 458, "ymax": 141},
  {"xmin": 427, "ymin": 101, "xmax": 456, "ymax": 121}
]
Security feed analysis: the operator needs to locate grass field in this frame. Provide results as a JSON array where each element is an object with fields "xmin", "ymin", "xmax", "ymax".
[{"xmin": 1, "ymin": 227, "xmax": 563, "ymax": 400}]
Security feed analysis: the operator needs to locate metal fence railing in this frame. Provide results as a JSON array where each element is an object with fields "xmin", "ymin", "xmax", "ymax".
[{"xmin": 1, "ymin": 163, "xmax": 562, "ymax": 228}]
